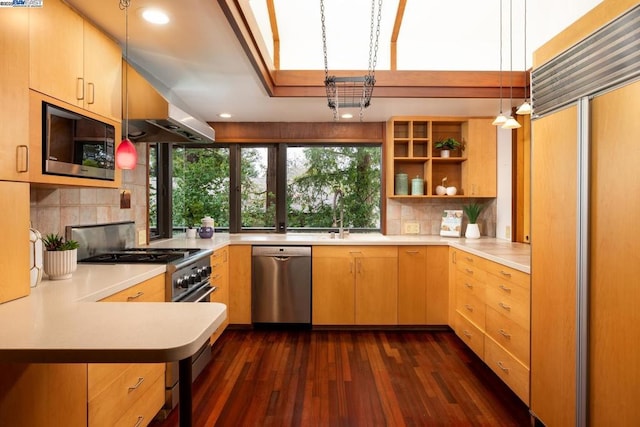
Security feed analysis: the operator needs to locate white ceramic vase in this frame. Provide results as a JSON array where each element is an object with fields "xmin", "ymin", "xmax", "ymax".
[
  {"xmin": 440, "ymin": 149, "xmax": 451, "ymax": 158},
  {"xmin": 186, "ymin": 228, "xmax": 197, "ymax": 239},
  {"xmin": 43, "ymin": 249, "xmax": 77, "ymax": 280},
  {"xmin": 465, "ymin": 223, "xmax": 481, "ymax": 239}
]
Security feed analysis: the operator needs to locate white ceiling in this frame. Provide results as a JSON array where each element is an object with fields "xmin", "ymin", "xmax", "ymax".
[{"xmin": 65, "ymin": 0, "xmax": 601, "ymax": 123}]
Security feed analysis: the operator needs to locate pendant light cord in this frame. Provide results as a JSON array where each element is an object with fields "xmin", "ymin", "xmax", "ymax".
[
  {"xmin": 509, "ymin": 0, "xmax": 513, "ymax": 113},
  {"xmin": 523, "ymin": 0, "xmax": 528, "ymax": 101},
  {"xmin": 498, "ymin": 0, "xmax": 503, "ymax": 113},
  {"xmin": 119, "ymin": 0, "xmax": 131, "ymax": 138}
]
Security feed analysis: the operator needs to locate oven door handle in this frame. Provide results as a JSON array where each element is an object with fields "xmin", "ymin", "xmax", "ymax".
[{"xmin": 194, "ymin": 286, "xmax": 217, "ymax": 303}]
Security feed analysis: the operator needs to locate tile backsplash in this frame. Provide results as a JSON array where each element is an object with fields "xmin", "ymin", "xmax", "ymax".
[
  {"xmin": 30, "ymin": 144, "xmax": 148, "ymax": 239},
  {"xmin": 386, "ymin": 198, "xmax": 496, "ymax": 237}
]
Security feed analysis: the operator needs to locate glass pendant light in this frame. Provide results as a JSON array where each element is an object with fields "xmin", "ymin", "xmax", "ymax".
[
  {"xmin": 492, "ymin": 0, "xmax": 507, "ymax": 126},
  {"xmin": 115, "ymin": 0, "xmax": 138, "ymax": 170},
  {"xmin": 516, "ymin": 0, "xmax": 531, "ymax": 115},
  {"xmin": 502, "ymin": 0, "xmax": 521, "ymax": 130}
]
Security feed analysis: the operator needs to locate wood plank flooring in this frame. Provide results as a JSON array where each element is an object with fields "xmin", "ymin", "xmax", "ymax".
[{"xmin": 151, "ymin": 329, "xmax": 530, "ymax": 426}]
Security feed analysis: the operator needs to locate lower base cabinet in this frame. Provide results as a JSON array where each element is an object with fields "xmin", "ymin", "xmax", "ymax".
[
  {"xmin": 210, "ymin": 247, "xmax": 229, "ymax": 344},
  {"xmin": 450, "ymin": 248, "xmax": 531, "ymax": 404}
]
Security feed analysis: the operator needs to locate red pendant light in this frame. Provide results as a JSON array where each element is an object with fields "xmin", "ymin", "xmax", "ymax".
[
  {"xmin": 116, "ymin": 137, "xmax": 137, "ymax": 169},
  {"xmin": 117, "ymin": 0, "xmax": 136, "ymax": 170}
]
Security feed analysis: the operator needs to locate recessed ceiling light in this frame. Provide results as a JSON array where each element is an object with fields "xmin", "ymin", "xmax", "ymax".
[
  {"xmin": 341, "ymin": 113, "xmax": 353, "ymax": 119},
  {"xmin": 141, "ymin": 9, "xmax": 169, "ymax": 25},
  {"xmin": 218, "ymin": 113, "xmax": 232, "ymax": 119}
]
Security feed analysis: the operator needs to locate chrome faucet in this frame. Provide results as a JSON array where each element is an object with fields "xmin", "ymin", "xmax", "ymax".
[{"xmin": 332, "ymin": 187, "xmax": 345, "ymax": 239}]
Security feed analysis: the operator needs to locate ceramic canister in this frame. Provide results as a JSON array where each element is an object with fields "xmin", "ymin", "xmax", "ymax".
[
  {"xmin": 395, "ymin": 173, "xmax": 408, "ymax": 195},
  {"xmin": 411, "ymin": 177, "xmax": 424, "ymax": 195}
]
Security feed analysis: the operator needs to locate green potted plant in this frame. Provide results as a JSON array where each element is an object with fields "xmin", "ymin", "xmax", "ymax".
[
  {"xmin": 434, "ymin": 137, "xmax": 462, "ymax": 158},
  {"xmin": 462, "ymin": 203, "xmax": 483, "ymax": 239},
  {"xmin": 42, "ymin": 233, "xmax": 79, "ymax": 280}
]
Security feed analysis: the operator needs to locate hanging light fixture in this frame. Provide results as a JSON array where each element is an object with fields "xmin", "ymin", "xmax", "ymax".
[
  {"xmin": 516, "ymin": 0, "xmax": 532, "ymax": 115},
  {"xmin": 502, "ymin": 0, "xmax": 522, "ymax": 129},
  {"xmin": 115, "ymin": 0, "xmax": 138, "ymax": 170},
  {"xmin": 492, "ymin": 0, "xmax": 507, "ymax": 126},
  {"xmin": 320, "ymin": 0, "xmax": 382, "ymax": 121}
]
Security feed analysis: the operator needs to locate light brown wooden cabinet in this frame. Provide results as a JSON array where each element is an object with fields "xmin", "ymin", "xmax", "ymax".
[
  {"xmin": 210, "ymin": 247, "xmax": 229, "ymax": 344},
  {"xmin": 397, "ymin": 246, "xmax": 449, "ymax": 325},
  {"xmin": 29, "ymin": 0, "xmax": 122, "ymax": 121},
  {"xmin": 0, "ymin": 181, "xmax": 31, "ymax": 304},
  {"xmin": 228, "ymin": 245, "xmax": 252, "ymax": 325},
  {"xmin": 0, "ymin": 8, "xmax": 30, "ymax": 182},
  {"xmin": 386, "ymin": 116, "xmax": 496, "ymax": 198},
  {"xmin": 313, "ymin": 246, "xmax": 398, "ymax": 325},
  {"xmin": 450, "ymin": 248, "xmax": 530, "ymax": 404}
]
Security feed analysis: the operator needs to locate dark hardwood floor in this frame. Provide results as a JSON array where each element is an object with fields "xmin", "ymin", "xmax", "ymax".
[{"xmin": 151, "ymin": 329, "xmax": 530, "ymax": 427}]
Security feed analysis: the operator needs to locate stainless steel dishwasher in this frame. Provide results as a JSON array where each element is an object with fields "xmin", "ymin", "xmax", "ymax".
[{"xmin": 252, "ymin": 246, "xmax": 312, "ymax": 325}]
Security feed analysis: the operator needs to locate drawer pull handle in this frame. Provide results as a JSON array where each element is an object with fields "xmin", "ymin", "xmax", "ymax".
[
  {"xmin": 128, "ymin": 377, "xmax": 144, "ymax": 392},
  {"xmin": 127, "ymin": 291, "xmax": 144, "ymax": 301},
  {"xmin": 499, "ymin": 270, "xmax": 512, "ymax": 277},
  {"xmin": 465, "ymin": 282, "xmax": 473, "ymax": 289},
  {"xmin": 134, "ymin": 416, "xmax": 144, "ymax": 427},
  {"xmin": 499, "ymin": 284, "xmax": 512, "ymax": 293},
  {"xmin": 497, "ymin": 361, "xmax": 510, "ymax": 372},
  {"xmin": 498, "ymin": 329, "xmax": 511, "ymax": 339},
  {"xmin": 349, "ymin": 251, "xmax": 362, "ymax": 254},
  {"xmin": 464, "ymin": 304, "xmax": 474, "ymax": 312},
  {"xmin": 498, "ymin": 302, "xmax": 512, "ymax": 311},
  {"xmin": 465, "ymin": 257, "xmax": 473, "ymax": 262},
  {"xmin": 405, "ymin": 250, "xmax": 419, "ymax": 254},
  {"xmin": 211, "ymin": 274, "xmax": 221, "ymax": 280},
  {"xmin": 463, "ymin": 330, "xmax": 472, "ymax": 338},
  {"xmin": 16, "ymin": 145, "xmax": 29, "ymax": 173},
  {"xmin": 76, "ymin": 77, "xmax": 84, "ymax": 100},
  {"xmin": 465, "ymin": 268, "xmax": 474, "ymax": 274}
]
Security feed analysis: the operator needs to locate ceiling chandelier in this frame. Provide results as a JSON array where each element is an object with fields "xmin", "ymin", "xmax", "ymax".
[{"xmin": 320, "ymin": 0, "xmax": 383, "ymax": 121}]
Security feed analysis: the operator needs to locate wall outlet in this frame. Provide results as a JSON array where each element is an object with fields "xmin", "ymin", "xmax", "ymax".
[
  {"xmin": 404, "ymin": 222, "xmax": 420, "ymax": 234},
  {"xmin": 138, "ymin": 229, "xmax": 147, "ymax": 246}
]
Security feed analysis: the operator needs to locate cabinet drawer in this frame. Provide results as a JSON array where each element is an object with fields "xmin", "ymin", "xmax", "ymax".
[
  {"xmin": 456, "ymin": 260, "xmax": 486, "ymax": 283},
  {"xmin": 88, "ymin": 363, "xmax": 164, "ymax": 426},
  {"xmin": 485, "ymin": 307, "xmax": 530, "ymax": 367},
  {"xmin": 485, "ymin": 279, "xmax": 530, "ymax": 330},
  {"xmin": 455, "ymin": 272, "xmax": 485, "ymax": 300},
  {"xmin": 100, "ymin": 274, "xmax": 165, "ymax": 302},
  {"xmin": 111, "ymin": 374, "xmax": 164, "ymax": 427},
  {"xmin": 456, "ymin": 291, "xmax": 485, "ymax": 330},
  {"xmin": 313, "ymin": 245, "xmax": 397, "ymax": 258},
  {"xmin": 457, "ymin": 251, "xmax": 485, "ymax": 268},
  {"xmin": 484, "ymin": 261, "xmax": 529, "ymax": 289},
  {"xmin": 484, "ymin": 336, "xmax": 530, "ymax": 404},
  {"xmin": 455, "ymin": 312, "xmax": 484, "ymax": 359}
]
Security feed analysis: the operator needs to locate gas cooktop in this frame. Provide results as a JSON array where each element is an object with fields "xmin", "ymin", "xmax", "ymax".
[{"xmin": 79, "ymin": 248, "xmax": 203, "ymax": 264}]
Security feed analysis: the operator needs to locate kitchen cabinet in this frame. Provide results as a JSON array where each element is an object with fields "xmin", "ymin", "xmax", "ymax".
[
  {"xmin": 397, "ymin": 246, "xmax": 448, "ymax": 325},
  {"xmin": 386, "ymin": 116, "xmax": 496, "ymax": 198},
  {"xmin": 450, "ymin": 248, "xmax": 530, "ymax": 404},
  {"xmin": 228, "ymin": 245, "xmax": 252, "ymax": 325},
  {"xmin": 29, "ymin": 0, "xmax": 122, "ymax": 121},
  {"xmin": 96, "ymin": 274, "xmax": 165, "ymax": 427},
  {"xmin": 313, "ymin": 246, "xmax": 398, "ymax": 325},
  {"xmin": 0, "ymin": 9, "xmax": 30, "ymax": 182},
  {"xmin": 209, "ymin": 247, "xmax": 229, "ymax": 344},
  {"xmin": 0, "ymin": 181, "xmax": 30, "ymax": 304}
]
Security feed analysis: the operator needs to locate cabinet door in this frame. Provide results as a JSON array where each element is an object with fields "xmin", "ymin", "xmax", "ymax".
[
  {"xmin": 29, "ymin": 0, "xmax": 84, "ymax": 108},
  {"xmin": 425, "ymin": 246, "xmax": 449, "ymax": 324},
  {"xmin": 355, "ymin": 247, "xmax": 398, "ymax": 325},
  {"xmin": 312, "ymin": 251, "xmax": 355, "ymax": 325},
  {"xmin": 99, "ymin": 274, "xmax": 165, "ymax": 302},
  {"xmin": 229, "ymin": 245, "xmax": 252, "ymax": 324},
  {"xmin": 462, "ymin": 119, "xmax": 496, "ymax": 196},
  {"xmin": 398, "ymin": 246, "xmax": 427, "ymax": 324},
  {"xmin": 210, "ymin": 247, "xmax": 229, "ymax": 344},
  {"xmin": 83, "ymin": 21, "xmax": 122, "ymax": 121},
  {"xmin": 0, "ymin": 9, "xmax": 30, "ymax": 181},
  {"xmin": 0, "ymin": 182, "xmax": 30, "ymax": 304}
]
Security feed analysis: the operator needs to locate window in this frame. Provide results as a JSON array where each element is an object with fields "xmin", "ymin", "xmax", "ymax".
[{"xmin": 151, "ymin": 143, "xmax": 381, "ymax": 236}]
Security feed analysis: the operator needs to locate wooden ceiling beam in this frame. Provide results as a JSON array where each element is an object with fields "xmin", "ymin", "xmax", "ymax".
[{"xmin": 390, "ymin": 0, "xmax": 407, "ymax": 71}]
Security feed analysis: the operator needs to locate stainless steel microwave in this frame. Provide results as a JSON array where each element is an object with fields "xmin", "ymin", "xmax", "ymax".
[{"xmin": 42, "ymin": 102, "xmax": 115, "ymax": 181}]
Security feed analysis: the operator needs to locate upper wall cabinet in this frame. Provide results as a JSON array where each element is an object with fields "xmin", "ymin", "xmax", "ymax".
[
  {"xmin": 386, "ymin": 117, "xmax": 497, "ymax": 198},
  {"xmin": 0, "ymin": 8, "xmax": 30, "ymax": 182},
  {"xmin": 29, "ymin": 0, "xmax": 122, "ymax": 122}
]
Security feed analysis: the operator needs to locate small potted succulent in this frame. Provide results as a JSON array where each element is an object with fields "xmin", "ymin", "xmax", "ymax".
[
  {"xmin": 462, "ymin": 203, "xmax": 484, "ymax": 239},
  {"xmin": 434, "ymin": 137, "xmax": 462, "ymax": 158},
  {"xmin": 43, "ymin": 233, "xmax": 79, "ymax": 280}
]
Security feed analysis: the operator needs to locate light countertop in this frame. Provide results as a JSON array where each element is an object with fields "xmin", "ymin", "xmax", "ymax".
[
  {"xmin": 0, "ymin": 263, "xmax": 226, "ymax": 363},
  {"xmin": 151, "ymin": 232, "xmax": 531, "ymax": 273}
]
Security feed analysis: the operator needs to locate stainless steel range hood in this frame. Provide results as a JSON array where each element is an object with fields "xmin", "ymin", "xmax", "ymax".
[{"xmin": 125, "ymin": 62, "xmax": 215, "ymax": 144}]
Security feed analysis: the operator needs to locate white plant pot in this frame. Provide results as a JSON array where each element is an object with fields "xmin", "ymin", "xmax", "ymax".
[
  {"xmin": 186, "ymin": 228, "xmax": 197, "ymax": 239},
  {"xmin": 441, "ymin": 149, "xmax": 451, "ymax": 158},
  {"xmin": 465, "ymin": 223, "xmax": 481, "ymax": 239},
  {"xmin": 43, "ymin": 249, "xmax": 77, "ymax": 280}
]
